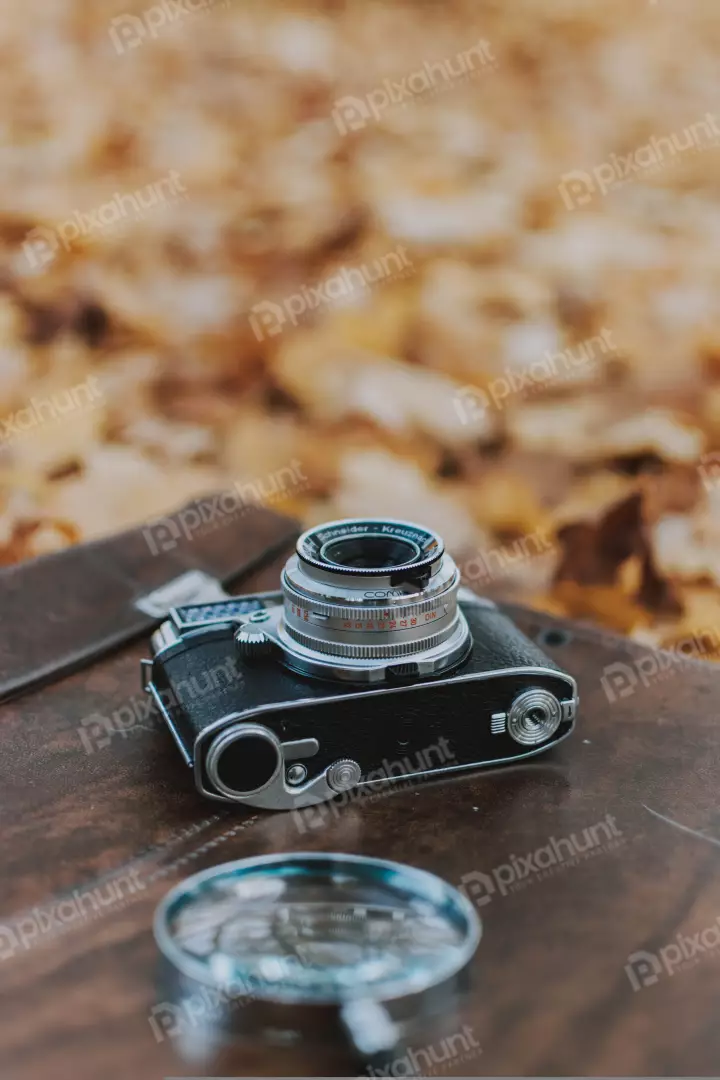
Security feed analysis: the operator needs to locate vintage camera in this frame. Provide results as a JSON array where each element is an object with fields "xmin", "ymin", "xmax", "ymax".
[{"xmin": 143, "ymin": 518, "xmax": 578, "ymax": 810}]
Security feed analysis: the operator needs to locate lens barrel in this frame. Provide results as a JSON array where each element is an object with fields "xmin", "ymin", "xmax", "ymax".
[{"xmin": 273, "ymin": 519, "xmax": 471, "ymax": 680}]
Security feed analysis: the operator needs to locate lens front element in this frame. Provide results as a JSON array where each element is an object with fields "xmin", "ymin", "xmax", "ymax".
[
  {"xmin": 320, "ymin": 534, "xmax": 420, "ymax": 571},
  {"xmin": 297, "ymin": 519, "xmax": 441, "ymax": 581}
]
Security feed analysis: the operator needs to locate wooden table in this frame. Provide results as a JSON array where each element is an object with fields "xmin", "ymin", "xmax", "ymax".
[{"xmin": 2, "ymin": 532, "xmax": 720, "ymax": 1077}]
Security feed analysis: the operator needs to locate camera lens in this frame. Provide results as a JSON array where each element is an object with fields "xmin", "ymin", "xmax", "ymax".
[
  {"xmin": 507, "ymin": 689, "xmax": 562, "ymax": 746},
  {"xmin": 320, "ymin": 534, "xmax": 420, "ymax": 571},
  {"xmin": 206, "ymin": 725, "xmax": 281, "ymax": 799},
  {"xmin": 275, "ymin": 518, "xmax": 471, "ymax": 682},
  {"xmin": 297, "ymin": 519, "xmax": 441, "ymax": 582}
]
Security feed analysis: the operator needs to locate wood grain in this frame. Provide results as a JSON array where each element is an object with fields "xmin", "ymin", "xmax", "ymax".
[{"xmin": 2, "ymin": 549, "xmax": 720, "ymax": 1077}]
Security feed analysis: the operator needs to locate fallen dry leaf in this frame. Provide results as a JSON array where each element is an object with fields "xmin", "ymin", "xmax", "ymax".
[{"xmin": 0, "ymin": 0, "xmax": 717, "ymax": 658}]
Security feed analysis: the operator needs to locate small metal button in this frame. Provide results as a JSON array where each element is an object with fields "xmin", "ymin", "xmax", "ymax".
[
  {"xmin": 507, "ymin": 689, "xmax": 562, "ymax": 746},
  {"xmin": 326, "ymin": 759, "xmax": 362, "ymax": 792},
  {"xmin": 286, "ymin": 764, "xmax": 308, "ymax": 786}
]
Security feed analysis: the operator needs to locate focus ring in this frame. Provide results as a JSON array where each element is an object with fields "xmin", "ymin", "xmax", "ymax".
[{"xmin": 283, "ymin": 620, "xmax": 458, "ymax": 659}]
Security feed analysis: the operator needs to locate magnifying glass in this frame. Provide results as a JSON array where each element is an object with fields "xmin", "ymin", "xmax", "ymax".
[{"xmin": 153, "ymin": 852, "xmax": 481, "ymax": 1069}]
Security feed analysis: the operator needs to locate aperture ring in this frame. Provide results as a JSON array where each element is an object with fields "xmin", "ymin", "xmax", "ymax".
[{"xmin": 282, "ymin": 576, "xmax": 457, "ymax": 626}]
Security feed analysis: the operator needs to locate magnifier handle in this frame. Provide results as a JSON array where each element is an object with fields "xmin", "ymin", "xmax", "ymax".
[{"xmin": 340, "ymin": 999, "xmax": 409, "ymax": 1075}]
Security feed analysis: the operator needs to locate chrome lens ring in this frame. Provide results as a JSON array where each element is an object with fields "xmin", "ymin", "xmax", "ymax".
[
  {"xmin": 282, "ymin": 564, "xmax": 460, "ymax": 646},
  {"xmin": 507, "ymin": 689, "xmax": 562, "ymax": 746},
  {"xmin": 296, "ymin": 519, "xmax": 443, "ymax": 582},
  {"xmin": 285, "ymin": 612, "xmax": 464, "ymax": 660},
  {"xmin": 282, "ymin": 551, "xmax": 458, "ymax": 608},
  {"xmin": 270, "ymin": 606, "xmax": 472, "ymax": 683}
]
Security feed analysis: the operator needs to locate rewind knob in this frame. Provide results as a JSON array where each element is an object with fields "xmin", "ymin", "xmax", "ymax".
[{"xmin": 234, "ymin": 623, "xmax": 278, "ymax": 662}]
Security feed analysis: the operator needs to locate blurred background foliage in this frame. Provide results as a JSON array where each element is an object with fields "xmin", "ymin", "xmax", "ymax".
[{"xmin": 1, "ymin": 0, "xmax": 719, "ymax": 653}]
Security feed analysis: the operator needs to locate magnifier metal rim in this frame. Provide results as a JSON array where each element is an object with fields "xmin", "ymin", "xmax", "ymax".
[
  {"xmin": 296, "ymin": 518, "xmax": 444, "ymax": 579},
  {"xmin": 153, "ymin": 852, "xmax": 481, "ymax": 1006}
]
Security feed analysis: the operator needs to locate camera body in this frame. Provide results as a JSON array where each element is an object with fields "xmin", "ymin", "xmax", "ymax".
[{"xmin": 144, "ymin": 585, "xmax": 578, "ymax": 811}]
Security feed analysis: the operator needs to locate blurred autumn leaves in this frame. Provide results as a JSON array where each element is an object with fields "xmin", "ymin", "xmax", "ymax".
[{"xmin": 0, "ymin": 0, "xmax": 719, "ymax": 654}]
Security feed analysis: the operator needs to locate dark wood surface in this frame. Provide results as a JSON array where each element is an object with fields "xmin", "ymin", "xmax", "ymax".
[{"xmin": 2, "ymin": 540, "xmax": 720, "ymax": 1077}]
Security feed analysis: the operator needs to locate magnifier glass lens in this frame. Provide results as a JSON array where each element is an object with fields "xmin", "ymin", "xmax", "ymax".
[{"xmin": 156, "ymin": 855, "xmax": 480, "ymax": 1005}]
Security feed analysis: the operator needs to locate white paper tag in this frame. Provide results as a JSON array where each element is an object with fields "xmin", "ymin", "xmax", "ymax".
[{"xmin": 134, "ymin": 571, "xmax": 228, "ymax": 618}]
